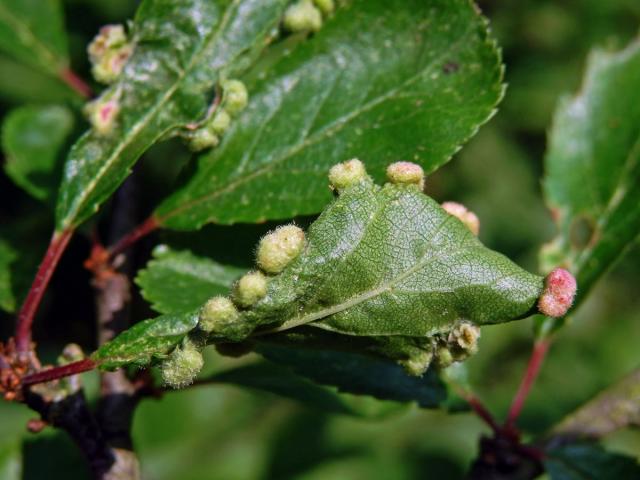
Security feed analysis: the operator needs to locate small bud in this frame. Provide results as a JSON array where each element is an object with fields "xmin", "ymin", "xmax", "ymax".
[
  {"xmin": 435, "ymin": 346, "xmax": 454, "ymax": 369},
  {"xmin": 209, "ymin": 108, "xmax": 231, "ymax": 135},
  {"xmin": 399, "ymin": 349, "xmax": 433, "ymax": 377},
  {"xmin": 441, "ymin": 202, "xmax": 480, "ymax": 236},
  {"xmin": 313, "ymin": 0, "xmax": 335, "ymax": 15},
  {"xmin": 233, "ymin": 271, "xmax": 268, "ymax": 307},
  {"xmin": 161, "ymin": 338, "xmax": 204, "ymax": 388},
  {"xmin": 538, "ymin": 267, "xmax": 577, "ymax": 318},
  {"xmin": 85, "ymin": 96, "xmax": 120, "ymax": 135},
  {"xmin": 199, "ymin": 296, "xmax": 239, "ymax": 333},
  {"xmin": 187, "ymin": 128, "xmax": 219, "ymax": 152},
  {"xmin": 257, "ymin": 224, "xmax": 305, "ymax": 274},
  {"xmin": 386, "ymin": 162, "xmax": 425, "ymax": 189},
  {"xmin": 448, "ymin": 321, "xmax": 480, "ymax": 354},
  {"xmin": 222, "ymin": 79, "xmax": 248, "ymax": 116},
  {"xmin": 328, "ymin": 159, "xmax": 367, "ymax": 190},
  {"xmin": 283, "ymin": 0, "xmax": 323, "ymax": 33}
]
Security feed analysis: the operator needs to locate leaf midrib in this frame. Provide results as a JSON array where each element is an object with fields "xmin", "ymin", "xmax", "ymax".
[
  {"xmin": 261, "ymin": 236, "xmax": 486, "ymax": 336},
  {"xmin": 157, "ymin": 21, "xmax": 479, "ymax": 225}
]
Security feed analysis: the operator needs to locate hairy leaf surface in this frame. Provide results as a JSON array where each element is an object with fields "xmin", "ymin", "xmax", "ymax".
[
  {"xmin": 55, "ymin": 0, "xmax": 288, "ymax": 232},
  {"xmin": 242, "ymin": 180, "xmax": 542, "ymax": 338},
  {"xmin": 136, "ymin": 245, "xmax": 243, "ymax": 315},
  {"xmin": 543, "ymin": 38, "xmax": 640, "ymax": 307},
  {"xmin": 2, "ymin": 104, "xmax": 74, "ymax": 200},
  {"xmin": 155, "ymin": 0, "xmax": 504, "ymax": 228}
]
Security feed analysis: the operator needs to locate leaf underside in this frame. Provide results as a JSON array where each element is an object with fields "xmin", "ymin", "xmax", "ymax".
[{"xmin": 96, "ymin": 177, "xmax": 542, "ymax": 372}]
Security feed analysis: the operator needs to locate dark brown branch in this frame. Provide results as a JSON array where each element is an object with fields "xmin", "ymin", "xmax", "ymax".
[{"xmin": 92, "ymin": 175, "xmax": 142, "ymax": 480}]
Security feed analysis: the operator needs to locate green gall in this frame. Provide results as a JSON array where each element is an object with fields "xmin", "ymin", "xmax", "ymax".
[
  {"xmin": 257, "ymin": 224, "xmax": 305, "ymax": 274},
  {"xmin": 386, "ymin": 162, "xmax": 425, "ymax": 189},
  {"xmin": 328, "ymin": 159, "xmax": 367, "ymax": 190},
  {"xmin": 399, "ymin": 349, "xmax": 433, "ymax": 377},
  {"xmin": 222, "ymin": 79, "xmax": 248, "ymax": 116},
  {"xmin": 313, "ymin": 0, "xmax": 334, "ymax": 15},
  {"xmin": 187, "ymin": 128, "xmax": 219, "ymax": 152},
  {"xmin": 441, "ymin": 202, "xmax": 480, "ymax": 236},
  {"xmin": 283, "ymin": 0, "xmax": 323, "ymax": 33},
  {"xmin": 233, "ymin": 271, "xmax": 268, "ymax": 307},
  {"xmin": 84, "ymin": 96, "xmax": 120, "ymax": 136},
  {"xmin": 434, "ymin": 346, "xmax": 454, "ymax": 369},
  {"xmin": 199, "ymin": 296, "xmax": 238, "ymax": 333},
  {"xmin": 209, "ymin": 108, "xmax": 231, "ymax": 135},
  {"xmin": 161, "ymin": 338, "xmax": 204, "ymax": 388}
]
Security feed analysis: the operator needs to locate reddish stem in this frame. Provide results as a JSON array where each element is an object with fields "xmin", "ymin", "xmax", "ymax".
[
  {"xmin": 466, "ymin": 393, "xmax": 502, "ymax": 433},
  {"xmin": 108, "ymin": 216, "xmax": 159, "ymax": 259},
  {"xmin": 15, "ymin": 230, "xmax": 74, "ymax": 355},
  {"xmin": 506, "ymin": 340, "xmax": 551, "ymax": 428},
  {"xmin": 59, "ymin": 68, "xmax": 93, "ymax": 98},
  {"xmin": 21, "ymin": 359, "xmax": 98, "ymax": 387}
]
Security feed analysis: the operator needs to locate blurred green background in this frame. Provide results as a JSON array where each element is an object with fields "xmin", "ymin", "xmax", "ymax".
[{"xmin": 1, "ymin": 0, "xmax": 639, "ymax": 478}]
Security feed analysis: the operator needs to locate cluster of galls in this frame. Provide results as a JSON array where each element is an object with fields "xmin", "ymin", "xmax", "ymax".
[
  {"xmin": 161, "ymin": 224, "xmax": 306, "ymax": 388},
  {"xmin": 185, "ymin": 79, "xmax": 249, "ymax": 152},
  {"xmin": 83, "ymin": 24, "xmax": 134, "ymax": 136},
  {"xmin": 283, "ymin": 0, "xmax": 335, "ymax": 33},
  {"xmin": 160, "ymin": 159, "xmax": 577, "ymax": 386}
]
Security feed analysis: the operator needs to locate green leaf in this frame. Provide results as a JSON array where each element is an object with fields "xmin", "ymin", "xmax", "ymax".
[
  {"xmin": 0, "ymin": 441, "xmax": 21, "ymax": 480},
  {"xmin": 544, "ymin": 443, "xmax": 640, "ymax": 480},
  {"xmin": 154, "ymin": 0, "xmax": 504, "ymax": 228},
  {"xmin": 255, "ymin": 342, "xmax": 447, "ymax": 409},
  {"xmin": 0, "ymin": 0, "xmax": 68, "ymax": 76},
  {"xmin": 551, "ymin": 368, "xmax": 640, "ymax": 440},
  {"xmin": 92, "ymin": 311, "xmax": 199, "ymax": 369},
  {"xmin": 135, "ymin": 245, "xmax": 244, "ymax": 315},
  {"xmin": 209, "ymin": 360, "xmax": 407, "ymax": 418},
  {"xmin": 0, "ymin": 238, "xmax": 17, "ymax": 313},
  {"xmin": 542, "ymin": 38, "xmax": 640, "ymax": 309},
  {"xmin": 99, "ymin": 173, "xmax": 542, "ymax": 373},
  {"xmin": 55, "ymin": 0, "xmax": 289, "ymax": 232},
  {"xmin": 238, "ymin": 180, "xmax": 542, "ymax": 339},
  {"xmin": 2, "ymin": 104, "xmax": 74, "ymax": 200}
]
